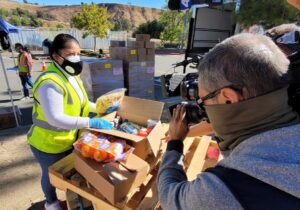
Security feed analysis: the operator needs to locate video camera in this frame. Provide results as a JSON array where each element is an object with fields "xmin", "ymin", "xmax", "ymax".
[{"xmin": 168, "ymin": 55, "xmax": 209, "ymax": 125}]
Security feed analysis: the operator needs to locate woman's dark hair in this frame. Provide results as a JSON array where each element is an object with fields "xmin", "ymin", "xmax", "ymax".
[
  {"xmin": 49, "ymin": 34, "xmax": 79, "ymax": 59},
  {"xmin": 15, "ymin": 43, "xmax": 24, "ymax": 50},
  {"xmin": 24, "ymin": 46, "xmax": 30, "ymax": 53}
]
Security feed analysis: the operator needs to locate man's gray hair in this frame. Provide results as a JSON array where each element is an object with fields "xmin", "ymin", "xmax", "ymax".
[{"xmin": 198, "ymin": 33, "xmax": 290, "ymax": 98}]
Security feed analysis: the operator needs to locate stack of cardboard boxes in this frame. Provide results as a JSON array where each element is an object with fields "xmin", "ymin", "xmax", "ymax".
[
  {"xmin": 81, "ymin": 59, "xmax": 124, "ymax": 101},
  {"xmin": 110, "ymin": 34, "xmax": 155, "ymax": 99}
]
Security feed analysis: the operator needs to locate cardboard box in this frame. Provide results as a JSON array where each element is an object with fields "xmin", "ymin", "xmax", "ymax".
[
  {"xmin": 136, "ymin": 34, "xmax": 150, "ymax": 42},
  {"xmin": 145, "ymin": 41, "xmax": 155, "ymax": 49},
  {"xmin": 81, "ymin": 59, "xmax": 124, "ymax": 101},
  {"xmin": 146, "ymin": 54, "xmax": 155, "ymax": 62},
  {"xmin": 123, "ymin": 62, "xmax": 155, "ymax": 99},
  {"xmin": 88, "ymin": 96, "xmax": 164, "ymax": 160},
  {"xmin": 138, "ymin": 54, "xmax": 147, "ymax": 62},
  {"xmin": 110, "ymin": 47, "xmax": 138, "ymax": 63},
  {"xmin": 110, "ymin": 40, "xmax": 126, "ymax": 47},
  {"xmin": 74, "ymin": 151, "xmax": 149, "ymax": 205},
  {"xmin": 127, "ymin": 40, "xmax": 145, "ymax": 48},
  {"xmin": 147, "ymin": 49, "xmax": 155, "ymax": 56},
  {"xmin": 138, "ymin": 48, "xmax": 146, "ymax": 55}
]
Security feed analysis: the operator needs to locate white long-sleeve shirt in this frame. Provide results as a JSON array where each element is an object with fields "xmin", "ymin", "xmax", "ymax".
[{"xmin": 37, "ymin": 63, "xmax": 96, "ymax": 130}]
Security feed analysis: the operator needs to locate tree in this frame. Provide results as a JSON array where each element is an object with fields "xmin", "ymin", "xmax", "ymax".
[
  {"xmin": 159, "ymin": 10, "xmax": 184, "ymax": 45},
  {"xmin": 10, "ymin": 16, "xmax": 22, "ymax": 26},
  {"xmin": 133, "ymin": 20, "xmax": 164, "ymax": 39},
  {"xmin": 56, "ymin": 23, "xmax": 65, "ymax": 29},
  {"xmin": 71, "ymin": 4, "xmax": 109, "ymax": 51},
  {"xmin": 21, "ymin": 17, "xmax": 31, "ymax": 26},
  {"xmin": 0, "ymin": 9, "xmax": 9, "ymax": 19},
  {"xmin": 235, "ymin": 0, "xmax": 300, "ymax": 28},
  {"xmin": 30, "ymin": 17, "xmax": 42, "ymax": 27},
  {"xmin": 112, "ymin": 19, "xmax": 132, "ymax": 31}
]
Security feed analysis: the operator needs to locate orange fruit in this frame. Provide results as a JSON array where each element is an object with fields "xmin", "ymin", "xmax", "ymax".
[
  {"xmin": 93, "ymin": 150, "xmax": 103, "ymax": 162},
  {"xmin": 81, "ymin": 145, "xmax": 91, "ymax": 158}
]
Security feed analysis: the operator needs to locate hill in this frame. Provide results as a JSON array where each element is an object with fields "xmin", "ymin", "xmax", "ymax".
[{"xmin": 1, "ymin": 0, "xmax": 163, "ymax": 28}]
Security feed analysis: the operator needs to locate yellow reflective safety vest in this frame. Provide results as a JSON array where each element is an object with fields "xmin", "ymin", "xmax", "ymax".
[
  {"xmin": 27, "ymin": 63, "xmax": 90, "ymax": 154},
  {"xmin": 18, "ymin": 52, "xmax": 32, "ymax": 73}
]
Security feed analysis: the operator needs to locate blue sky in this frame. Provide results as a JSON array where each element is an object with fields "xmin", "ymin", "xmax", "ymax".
[{"xmin": 16, "ymin": 0, "xmax": 166, "ymax": 9}]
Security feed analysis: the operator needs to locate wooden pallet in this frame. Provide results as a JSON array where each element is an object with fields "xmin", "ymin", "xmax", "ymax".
[{"xmin": 49, "ymin": 127, "xmax": 219, "ymax": 210}]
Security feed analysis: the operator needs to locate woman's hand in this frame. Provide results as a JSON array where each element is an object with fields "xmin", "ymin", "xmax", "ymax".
[
  {"xmin": 168, "ymin": 104, "xmax": 189, "ymax": 142},
  {"xmin": 89, "ymin": 118, "xmax": 113, "ymax": 130}
]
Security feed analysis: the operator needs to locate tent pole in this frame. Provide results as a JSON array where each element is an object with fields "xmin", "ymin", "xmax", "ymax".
[
  {"xmin": 0, "ymin": 52, "xmax": 20, "ymax": 127},
  {"xmin": 8, "ymin": 33, "xmax": 22, "ymax": 93}
]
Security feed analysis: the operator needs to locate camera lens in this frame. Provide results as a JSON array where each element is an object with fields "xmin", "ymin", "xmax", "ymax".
[{"xmin": 184, "ymin": 102, "xmax": 205, "ymax": 124}]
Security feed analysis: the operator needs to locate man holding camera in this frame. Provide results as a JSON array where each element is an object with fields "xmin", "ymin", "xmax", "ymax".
[{"xmin": 158, "ymin": 33, "xmax": 300, "ymax": 209}]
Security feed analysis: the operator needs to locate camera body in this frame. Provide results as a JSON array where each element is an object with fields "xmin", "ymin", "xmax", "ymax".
[{"xmin": 169, "ymin": 72, "xmax": 208, "ymax": 125}]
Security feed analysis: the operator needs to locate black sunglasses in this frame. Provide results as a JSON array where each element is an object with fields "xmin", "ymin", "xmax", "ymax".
[{"xmin": 199, "ymin": 85, "xmax": 243, "ymax": 104}]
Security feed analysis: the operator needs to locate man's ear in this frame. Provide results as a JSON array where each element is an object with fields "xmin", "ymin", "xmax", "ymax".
[{"xmin": 218, "ymin": 88, "xmax": 242, "ymax": 104}]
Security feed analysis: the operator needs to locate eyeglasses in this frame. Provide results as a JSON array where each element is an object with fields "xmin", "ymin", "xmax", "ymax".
[{"xmin": 199, "ymin": 85, "xmax": 243, "ymax": 104}]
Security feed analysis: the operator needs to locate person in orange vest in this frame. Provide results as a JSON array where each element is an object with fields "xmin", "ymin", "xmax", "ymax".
[{"xmin": 15, "ymin": 43, "xmax": 33, "ymax": 100}]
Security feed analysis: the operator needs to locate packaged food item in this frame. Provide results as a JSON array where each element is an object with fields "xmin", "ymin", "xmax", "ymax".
[
  {"xmin": 74, "ymin": 131, "xmax": 134, "ymax": 163},
  {"xmin": 146, "ymin": 127, "xmax": 153, "ymax": 134},
  {"xmin": 113, "ymin": 116, "xmax": 121, "ymax": 129},
  {"xmin": 120, "ymin": 122, "xmax": 138, "ymax": 135},
  {"xmin": 147, "ymin": 119, "xmax": 158, "ymax": 128},
  {"xmin": 137, "ymin": 128, "xmax": 148, "ymax": 137},
  {"xmin": 96, "ymin": 88, "xmax": 126, "ymax": 115}
]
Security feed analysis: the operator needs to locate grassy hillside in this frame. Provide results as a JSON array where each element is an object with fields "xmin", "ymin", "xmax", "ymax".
[{"xmin": 1, "ymin": 0, "xmax": 162, "ymax": 29}]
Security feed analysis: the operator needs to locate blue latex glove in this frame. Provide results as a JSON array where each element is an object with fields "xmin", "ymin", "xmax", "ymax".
[{"xmin": 89, "ymin": 118, "xmax": 113, "ymax": 130}]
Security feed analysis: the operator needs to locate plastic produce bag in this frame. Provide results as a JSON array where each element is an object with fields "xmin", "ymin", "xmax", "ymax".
[
  {"xmin": 96, "ymin": 88, "xmax": 126, "ymax": 115},
  {"xmin": 74, "ymin": 131, "xmax": 134, "ymax": 163}
]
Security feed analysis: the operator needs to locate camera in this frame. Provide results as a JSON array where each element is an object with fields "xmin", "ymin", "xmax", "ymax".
[
  {"xmin": 168, "ymin": 57, "xmax": 208, "ymax": 125},
  {"xmin": 169, "ymin": 101, "xmax": 207, "ymax": 125}
]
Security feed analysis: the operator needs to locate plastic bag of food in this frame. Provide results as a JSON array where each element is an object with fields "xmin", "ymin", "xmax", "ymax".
[
  {"xmin": 74, "ymin": 131, "xmax": 134, "ymax": 163},
  {"xmin": 96, "ymin": 88, "xmax": 126, "ymax": 115}
]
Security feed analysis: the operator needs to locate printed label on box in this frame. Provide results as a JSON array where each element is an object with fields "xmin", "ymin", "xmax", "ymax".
[
  {"xmin": 130, "ymin": 50, "xmax": 137, "ymax": 55},
  {"xmin": 141, "ymin": 62, "xmax": 146, "ymax": 67},
  {"xmin": 113, "ymin": 67, "xmax": 123, "ymax": 75},
  {"xmin": 105, "ymin": 63, "xmax": 112, "ymax": 69},
  {"xmin": 147, "ymin": 67, "xmax": 155, "ymax": 74}
]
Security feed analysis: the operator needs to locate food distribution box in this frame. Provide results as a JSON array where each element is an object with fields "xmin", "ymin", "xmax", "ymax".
[
  {"xmin": 110, "ymin": 40, "xmax": 126, "ymax": 47},
  {"xmin": 81, "ymin": 59, "xmax": 124, "ymax": 101},
  {"xmin": 145, "ymin": 41, "xmax": 155, "ymax": 49},
  {"xmin": 88, "ymin": 96, "xmax": 165, "ymax": 160},
  {"xmin": 74, "ymin": 150, "xmax": 149, "ymax": 205},
  {"xmin": 127, "ymin": 40, "xmax": 145, "ymax": 48},
  {"xmin": 110, "ymin": 47, "xmax": 138, "ymax": 63},
  {"xmin": 136, "ymin": 34, "xmax": 150, "ymax": 42},
  {"xmin": 123, "ymin": 62, "xmax": 155, "ymax": 99}
]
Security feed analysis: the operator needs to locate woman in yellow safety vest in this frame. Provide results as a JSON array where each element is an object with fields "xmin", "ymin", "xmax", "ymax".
[
  {"xmin": 27, "ymin": 34, "xmax": 113, "ymax": 210},
  {"xmin": 15, "ymin": 43, "xmax": 33, "ymax": 100}
]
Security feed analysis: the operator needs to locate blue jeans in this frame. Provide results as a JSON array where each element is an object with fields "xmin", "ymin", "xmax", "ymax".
[
  {"xmin": 30, "ymin": 145, "xmax": 72, "ymax": 204},
  {"xmin": 19, "ymin": 74, "xmax": 33, "ymax": 97}
]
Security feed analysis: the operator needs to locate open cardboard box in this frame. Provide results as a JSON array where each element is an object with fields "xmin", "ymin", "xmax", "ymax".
[
  {"xmin": 74, "ymin": 150, "xmax": 149, "ymax": 205},
  {"xmin": 87, "ymin": 96, "xmax": 165, "ymax": 160}
]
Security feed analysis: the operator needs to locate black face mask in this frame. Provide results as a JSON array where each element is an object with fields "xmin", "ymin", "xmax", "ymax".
[{"xmin": 57, "ymin": 54, "xmax": 83, "ymax": 76}]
